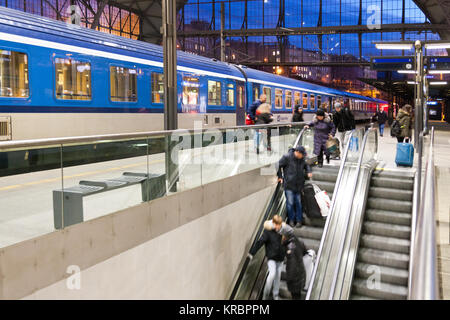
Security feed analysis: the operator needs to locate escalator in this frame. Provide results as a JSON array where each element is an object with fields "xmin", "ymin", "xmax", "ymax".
[{"xmin": 350, "ymin": 169, "xmax": 415, "ymax": 300}]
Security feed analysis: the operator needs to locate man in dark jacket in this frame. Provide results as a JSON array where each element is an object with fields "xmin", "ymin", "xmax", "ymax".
[
  {"xmin": 332, "ymin": 102, "xmax": 354, "ymax": 153},
  {"xmin": 292, "ymin": 105, "xmax": 304, "ymax": 122},
  {"xmin": 276, "ymin": 146, "xmax": 313, "ymax": 228},
  {"xmin": 248, "ymin": 215, "xmax": 292, "ymax": 300},
  {"xmin": 373, "ymin": 108, "xmax": 388, "ymax": 137},
  {"xmin": 282, "ymin": 234, "xmax": 307, "ymax": 300}
]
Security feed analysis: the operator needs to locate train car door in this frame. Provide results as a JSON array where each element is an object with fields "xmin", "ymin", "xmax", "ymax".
[{"xmin": 236, "ymin": 81, "xmax": 246, "ymax": 125}]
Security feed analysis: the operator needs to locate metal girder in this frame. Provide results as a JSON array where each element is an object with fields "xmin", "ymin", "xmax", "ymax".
[
  {"xmin": 178, "ymin": 23, "xmax": 446, "ymax": 38},
  {"xmin": 243, "ymin": 61, "xmax": 371, "ymax": 67}
]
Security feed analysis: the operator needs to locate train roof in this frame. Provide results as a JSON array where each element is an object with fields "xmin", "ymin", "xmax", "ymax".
[{"xmin": 0, "ymin": 6, "xmax": 387, "ymax": 104}]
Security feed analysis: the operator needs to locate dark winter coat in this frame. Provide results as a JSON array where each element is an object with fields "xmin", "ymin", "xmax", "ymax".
[
  {"xmin": 332, "ymin": 108, "xmax": 355, "ymax": 132},
  {"xmin": 255, "ymin": 113, "xmax": 273, "ymax": 124},
  {"xmin": 248, "ymin": 100, "xmax": 262, "ymax": 121},
  {"xmin": 276, "ymin": 149, "xmax": 312, "ymax": 192},
  {"xmin": 397, "ymin": 109, "xmax": 412, "ymax": 138},
  {"xmin": 308, "ymin": 115, "xmax": 336, "ymax": 156},
  {"xmin": 292, "ymin": 111, "xmax": 304, "ymax": 122},
  {"xmin": 373, "ymin": 111, "xmax": 387, "ymax": 124},
  {"xmin": 283, "ymin": 236, "xmax": 307, "ymax": 296},
  {"xmin": 249, "ymin": 222, "xmax": 286, "ymax": 262}
]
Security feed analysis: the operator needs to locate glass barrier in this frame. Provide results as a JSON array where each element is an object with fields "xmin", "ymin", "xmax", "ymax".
[{"xmin": 0, "ymin": 123, "xmax": 305, "ymax": 248}]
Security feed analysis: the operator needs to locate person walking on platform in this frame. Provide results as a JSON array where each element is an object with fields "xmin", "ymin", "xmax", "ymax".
[
  {"xmin": 248, "ymin": 215, "xmax": 293, "ymax": 300},
  {"xmin": 373, "ymin": 107, "xmax": 388, "ymax": 137},
  {"xmin": 282, "ymin": 234, "xmax": 307, "ymax": 300},
  {"xmin": 305, "ymin": 109, "xmax": 336, "ymax": 168},
  {"xmin": 331, "ymin": 102, "xmax": 354, "ymax": 154},
  {"xmin": 292, "ymin": 104, "xmax": 304, "ymax": 122},
  {"xmin": 276, "ymin": 146, "xmax": 312, "ymax": 228},
  {"xmin": 247, "ymin": 94, "xmax": 267, "ymax": 154},
  {"xmin": 255, "ymin": 102, "xmax": 274, "ymax": 152},
  {"xmin": 396, "ymin": 104, "xmax": 413, "ymax": 143}
]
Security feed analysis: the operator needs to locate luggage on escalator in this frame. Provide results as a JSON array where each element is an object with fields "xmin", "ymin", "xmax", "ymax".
[
  {"xmin": 302, "ymin": 183, "xmax": 322, "ymax": 219},
  {"xmin": 303, "ymin": 249, "xmax": 316, "ymax": 291},
  {"xmin": 395, "ymin": 140, "xmax": 414, "ymax": 167}
]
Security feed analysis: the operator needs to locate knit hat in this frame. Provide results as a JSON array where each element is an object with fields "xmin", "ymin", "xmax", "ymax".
[
  {"xmin": 316, "ymin": 109, "xmax": 325, "ymax": 117},
  {"xmin": 294, "ymin": 145, "xmax": 307, "ymax": 156}
]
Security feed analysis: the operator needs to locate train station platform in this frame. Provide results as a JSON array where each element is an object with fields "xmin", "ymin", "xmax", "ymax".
[{"xmin": 0, "ymin": 123, "xmax": 447, "ymax": 300}]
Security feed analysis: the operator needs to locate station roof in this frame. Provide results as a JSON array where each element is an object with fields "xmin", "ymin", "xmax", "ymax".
[{"xmin": 414, "ymin": 0, "xmax": 450, "ymax": 42}]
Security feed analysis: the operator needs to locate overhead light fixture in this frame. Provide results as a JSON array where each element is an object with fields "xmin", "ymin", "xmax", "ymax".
[
  {"xmin": 428, "ymin": 70, "xmax": 450, "ymax": 74},
  {"xmin": 429, "ymin": 81, "xmax": 448, "ymax": 85},
  {"xmin": 375, "ymin": 42, "xmax": 413, "ymax": 50},
  {"xmin": 407, "ymin": 81, "xmax": 417, "ymax": 85},
  {"xmin": 397, "ymin": 70, "xmax": 417, "ymax": 74},
  {"xmin": 424, "ymin": 42, "xmax": 450, "ymax": 49}
]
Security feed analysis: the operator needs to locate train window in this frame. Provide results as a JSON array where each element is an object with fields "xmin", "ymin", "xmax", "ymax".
[
  {"xmin": 275, "ymin": 89, "xmax": 283, "ymax": 109},
  {"xmin": 263, "ymin": 87, "xmax": 271, "ymax": 104},
  {"xmin": 294, "ymin": 91, "xmax": 301, "ymax": 106},
  {"xmin": 317, "ymin": 95, "xmax": 322, "ymax": 109},
  {"xmin": 253, "ymin": 84, "xmax": 259, "ymax": 101},
  {"xmin": 110, "ymin": 66, "xmax": 137, "ymax": 102},
  {"xmin": 237, "ymin": 85, "xmax": 245, "ymax": 108},
  {"xmin": 151, "ymin": 72, "xmax": 164, "ymax": 104},
  {"xmin": 226, "ymin": 83, "xmax": 235, "ymax": 107},
  {"xmin": 0, "ymin": 50, "xmax": 29, "ymax": 98},
  {"xmin": 55, "ymin": 58, "xmax": 91, "ymax": 100},
  {"xmin": 208, "ymin": 80, "xmax": 221, "ymax": 105},
  {"xmin": 302, "ymin": 93, "xmax": 308, "ymax": 108},
  {"xmin": 182, "ymin": 76, "xmax": 199, "ymax": 105},
  {"xmin": 310, "ymin": 94, "xmax": 315, "ymax": 110},
  {"xmin": 285, "ymin": 90, "xmax": 292, "ymax": 109}
]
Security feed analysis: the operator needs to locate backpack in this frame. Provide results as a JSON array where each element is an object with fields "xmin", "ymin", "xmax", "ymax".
[{"xmin": 391, "ymin": 120, "xmax": 402, "ymax": 137}]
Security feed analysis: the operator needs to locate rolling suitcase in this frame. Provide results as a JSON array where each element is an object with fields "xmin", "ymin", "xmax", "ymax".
[
  {"xmin": 301, "ymin": 184, "xmax": 322, "ymax": 219},
  {"xmin": 395, "ymin": 140, "xmax": 414, "ymax": 167}
]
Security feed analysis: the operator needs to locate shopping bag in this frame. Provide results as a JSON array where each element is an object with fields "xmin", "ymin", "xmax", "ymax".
[
  {"xmin": 312, "ymin": 184, "xmax": 331, "ymax": 217},
  {"xmin": 326, "ymin": 137, "xmax": 338, "ymax": 154}
]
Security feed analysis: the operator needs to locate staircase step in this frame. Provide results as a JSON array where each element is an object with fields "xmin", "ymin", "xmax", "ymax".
[
  {"xmin": 360, "ymin": 234, "xmax": 410, "ymax": 254},
  {"xmin": 350, "ymin": 294, "xmax": 379, "ymax": 300},
  {"xmin": 355, "ymin": 263, "xmax": 409, "ymax": 286},
  {"xmin": 371, "ymin": 176, "xmax": 414, "ymax": 190},
  {"xmin": 367, "ymin": 198, "xmax": 412, "ymax": 214},
  {"xmin": 294, "ymin": 226, "xmax": 324, "ymax": 240},
  {"xmin": 369, "ymin": 187, "xmax": 413, "ymax": 201},
  {"xmin": 358, "ymin": 248, "xmax": 409, "ymax": 269},
  {"xmin": 363, "ymin": 221, "xmax": 411, "ymax": 240},
  {"xmin": 352, "ymin": 278, "xmax": 408, "ymax": 300},
  {"xmin": 365, "ymin": 209, "xmax": 412, "ymax": 226}
]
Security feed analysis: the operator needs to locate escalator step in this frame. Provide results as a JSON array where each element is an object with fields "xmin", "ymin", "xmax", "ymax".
[
  {"xmin": 355, "ymin": 263, "xmax": 409, "ymax": 286},
  {"xmin": 309, "ymin": 171, "xmax": 339, "ymax": 183},
  {"xmin": 372, "ymin": 170, "xmax": 415, "ymax": 181},
  {"xmin": 369, "ymin": 187, "xmax": 413, "ymax": 201},
  {"xmin": 309, "ymin": 181, "xmax": 335, "ymax": 193},
  {"xmin": 303, "ymin": 216, "xmax": 326, "ymax": 228},
  {"xmin": 370, "ymin": 177, "xmax": 414, "ymax": 190},
  {"xmin": 357, "ymin": 248, "xmax": 409, "ymax": 269},
  {"xmin": 301, "ymin": 237, "xmax": 321, "ymax": 252},
  {"xmin": 294, "ymin": 226, "xmax": 324, "ymax": 240},
  {"xmin": 367, "ymin": 197, "xmax": 412, "ymax": 214},
  {"xmin": 350, "ymin": 294, "xmax": 379, "ymax": 300},
  {"xmin": 363, "ymin": 221, "xmax": 411, "ymax": 240},
  {"xmin": 360, "ymin": 234, "xmax": 410, "ymax": 254},
  {"xmin": 352, "ymin": 278, "xmax": 408, "ymax": 300},
  {"xmin": 365, "ymin": 209, "xmax": 412, "ymax": 226}
]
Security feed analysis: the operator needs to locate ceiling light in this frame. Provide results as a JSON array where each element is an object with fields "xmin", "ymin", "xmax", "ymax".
[
  {"xmin": 407, "ymin": 81, "xmax": 417, "ymax": 85},
  {"xmin": 397, "ymin": 70, "xmax": 417, "ymax": 74},
  {"xmin": 428, "ymin": 70, "xmax": 450, "ymax": 74},
  {"xmin": 424, "ymin": 42, "xmax": 450, "ymax": 49},
  {"xmin": 375, "ymin": 42, "xmax": 413, "ymax": 50},
  {"xmin": 429, "ymin": 81, "xmax": 448, "ymax": 85}
]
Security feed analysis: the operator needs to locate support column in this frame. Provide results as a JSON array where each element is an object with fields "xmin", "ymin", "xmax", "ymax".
[
  {"xmin": 221, "ymin": 1, "xmax": 225, "ymax": 62},
  {"xmin": 162, "ymin": 0, "xmax": 179, "ymax": 192},
  {"xmin": 414, "ymin": 40, "xmax": 423, "ymax": 148}
]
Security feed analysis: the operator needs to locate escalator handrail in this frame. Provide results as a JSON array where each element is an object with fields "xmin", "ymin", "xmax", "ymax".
[
  {"xmin": 306, "ymin": 128, "xmax": 362, "ymax": 299},
  {"xmin": 408, "ymin": 127, "xmax": 440, "ymax": 299},
  {"xmin": 327, "ymin": 127, "xmax": 378, "ymax": 299},
  {"xmin": 229, "ymin": 126, "xmax": 307, "ymax": 300}
]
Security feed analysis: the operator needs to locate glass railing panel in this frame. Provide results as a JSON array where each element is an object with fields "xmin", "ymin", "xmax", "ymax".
[
  {"xmin": 299, "ymin": 128, "xmax": 314, "ymax": 156},
  {"xmin": 0, "ymin": 143, "xmax": 63, "ymax": 248}
]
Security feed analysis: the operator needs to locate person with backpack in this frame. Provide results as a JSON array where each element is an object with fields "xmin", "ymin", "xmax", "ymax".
[
  {"xmin": 373, "ymin": 107, "xmax": 388, "ymax": 137},
  {"xmin": 332, "ymin": 102, "xmax": 354, "ymax": 155},
  {"xmin": 248, "ymin": 215, "xmax": 293, "ymax": 300},
  {"xmin": 276, "ymin": 146, "xmax": 313, "ymax": 228},
  {"xmin": 393, "ymin": 104, "xmax": 413, "ymax": 143},
  {"xmin": 305, "ymin": 109, "xmax": 336, "ymax": 168},
  {"xmin": 282, "ymin": 234, "xmax": 308, "ymax": 300},
  {"xmin": 292, "ymin": 104, "xmax": 304, "ymax": 122}
]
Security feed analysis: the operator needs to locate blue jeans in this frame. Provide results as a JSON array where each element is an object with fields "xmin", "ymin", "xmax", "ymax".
[
  {"xmin": 254, "ymin": 129, "xmax": 261, "ymax": 149},
  {"xmin": 379, "ymin": 123, "xmax": 385, "ymax": 136},
  {"xmin": 263, "ymin": 260, "xmax": 282, "ymax": 300},
  {"xmin": 285, "ymin": 189, "xmax": 303, "ymax": 223}
]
